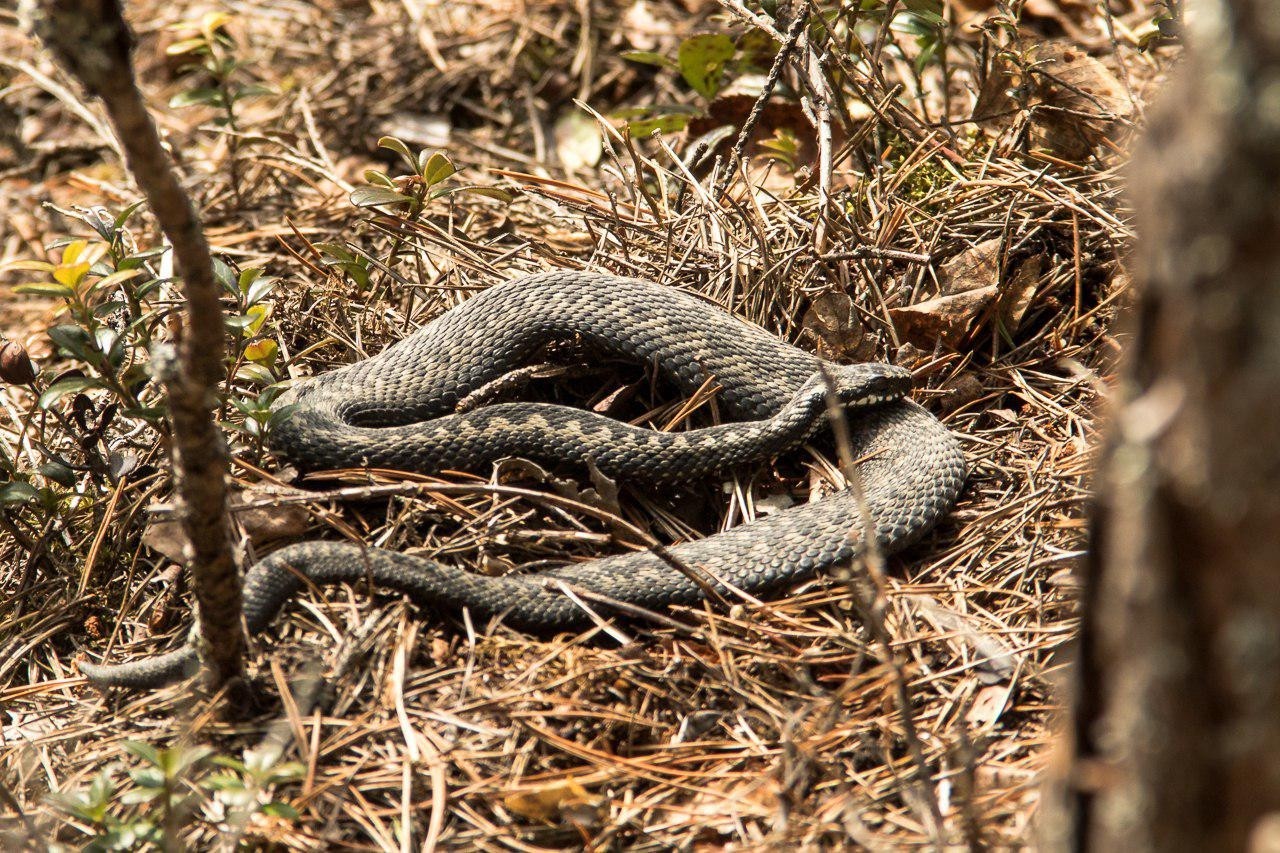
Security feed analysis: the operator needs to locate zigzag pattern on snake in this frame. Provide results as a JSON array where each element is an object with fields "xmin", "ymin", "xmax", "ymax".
[{"xmin": 81, "ymin": 272, "xmax": 966, "ymax": 688}]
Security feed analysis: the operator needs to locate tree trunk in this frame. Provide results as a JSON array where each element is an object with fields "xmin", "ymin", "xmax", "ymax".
[{"xmin": 1068, "ymin": 0, "xmax": 1280, "ymax": 849}]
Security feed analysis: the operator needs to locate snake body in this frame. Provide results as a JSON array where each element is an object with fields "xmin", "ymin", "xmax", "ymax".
[{"xmin": 82, "ymin": 272, "xmax": 966, "ymax": 688}]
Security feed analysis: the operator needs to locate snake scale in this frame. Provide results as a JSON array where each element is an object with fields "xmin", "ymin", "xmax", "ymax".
[{"xmin": 81, "ymin": 272, "xmax": 966, "ymax": 688}]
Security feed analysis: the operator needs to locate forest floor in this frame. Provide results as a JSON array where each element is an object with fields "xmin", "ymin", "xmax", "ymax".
[{"xmin": 0, "ymin": 0, "xmax": 1172, "ymax": 848}]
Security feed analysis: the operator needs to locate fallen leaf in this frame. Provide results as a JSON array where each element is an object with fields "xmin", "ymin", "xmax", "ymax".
[
  {"xmin": 939, "ymin": 238, "xmax": 1002, "ymax": 296},
  {"xmin": 142, "ymin": 518, "xmax": 190, "ymax": 563},
  {"xmin": 997, "ymin": 254, "xmax": 1045, "ymax": 335},
  {"xmin": 147, "ymin": 564, "xmax": 185, "ymax": 634},
  {"xmin": 503, "ymin": 779, "xmax": 602, "ymax": 824},
  {"xmin": 554, "ymin": 109, "xmax": 602, "ymax": 172},
  {"xmin": 908, "ymin": 596, "xmax": 1018, "ymax": 684},
  {"xmin": 973, "ymin": 41, "xmax": 1132, "ymax": 161},
  {"xmin": 753, "ymin": 492, "xmax": 795, "ymax": 516},
  {"xmin": 238, "ymin": 502, "xmax": 311, "ymax": 546},
  {"xmin": 1029, "ymin": 42, "xmax": 1130, "ymax": 160},
  {"xmin": 492, "ymin": 458, "xmax": 622, "ymax": 515},
  {"xmin": 685, "ymin": 84, "xmax": 819, "ymax": 189},
  {"xmin": 379, "ymin": 112, "xmax": 452, "ymax": 150},
  {"xmin": 889, "ymin": 285, "xmax": 997, "ymax": 348},
  {"xmin": 938, "ymin": 373, "xmax": 986, "ymax": 414},
  {"xmin": 801, "ymin": 291, "xmax": 866, "ymax": 360},
  {"xmin": 966, "ymin": 683, "xmax": 1013, "ymax": 727},
  {"xmin": 620, "ymin": 0, "xmax": 672, "ymax": 52}
]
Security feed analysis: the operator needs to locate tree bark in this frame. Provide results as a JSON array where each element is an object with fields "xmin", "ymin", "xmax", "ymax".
[
  {"xmin": 1069, "ymin": 0, "xmax": 1280, "ymax": 848},
  {"xmin": 32, "ymin": 0, "xmax": 245, "ymax": 689}
]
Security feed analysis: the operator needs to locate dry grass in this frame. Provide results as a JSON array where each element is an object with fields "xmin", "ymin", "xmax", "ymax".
[{"xmin": 0, "ymin": 0, "xmax": 1169, "ymax": 848}]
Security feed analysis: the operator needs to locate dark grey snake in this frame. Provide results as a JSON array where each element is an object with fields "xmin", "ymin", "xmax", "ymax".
[{"xmin": 81, "ymin": 272, "xmax": 966, "ymax": 688}]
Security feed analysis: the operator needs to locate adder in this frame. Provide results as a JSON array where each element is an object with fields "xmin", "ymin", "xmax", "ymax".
[{"xmin": 81, "ymin": 272, "xmax": 966, "ymax": 688}]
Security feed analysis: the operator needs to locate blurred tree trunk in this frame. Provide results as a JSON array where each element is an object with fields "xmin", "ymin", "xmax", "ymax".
[{"xmin": 1067, "ymin": 0, "xmax": 1280, "ymax": 849}]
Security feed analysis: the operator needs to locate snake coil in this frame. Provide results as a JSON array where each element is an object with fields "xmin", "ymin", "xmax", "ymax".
[{"xmin": 82, "ymin": 273, "xmax": 966, "ymax": 688}]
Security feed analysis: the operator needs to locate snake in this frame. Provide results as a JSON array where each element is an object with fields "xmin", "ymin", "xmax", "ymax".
[{"xmin": 81, "ymin": 272, "xmax": 966, "ymax": 688}]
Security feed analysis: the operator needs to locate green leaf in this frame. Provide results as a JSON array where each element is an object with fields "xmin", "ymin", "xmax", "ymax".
[
  {"xmin": 114, "ymin": 200, "xmax": 147, "ymax": 230},
  {"xmin": 38, "ymin": 376, "xmax": 106, "ymax": 409},
  {"xmin": 14, "ymin": 282, "xmax": 77, "ymax": 299},
  {"xmin": 47, "ymin": 325, "xmax": 98, "ymax": 363},
  {"xmin": 237, "ymin": 266, "xmax": 263, "ymax": 294},
  {"xmin": 421, "ymin": 152, "xmax": 457, "ymax": 187},
  {"xmin": 37, "ymin": 462, "xmax": 77, "ymax": 488},
  {"xmin": 245, "ymin": 275, "xmax": 278, "ymax": 307},
  {"xmin": 169, "ymin": 87, "xmax": 225, "ymax": 108},
  {"xmin": 123, "ymin": 741, "xmax": 163, "ymax": 768},
  {"xmin": 260, "ymin": 801, "xmax": 300, "ymax": 819},
  {"xmin": 623, "ymin": 113, "xmax": 692, "ymax": 135},
  {"xmin": 128, "ymin": 768, "xmax": 166, "ymax": 790},
  {"xmin": 431, "ymin": 185, "xmax": 514, "ymax": 202},
  {"xmin": 2, "ymin": 259, "xmax": 55, "ymax": 273},
  {"xmin": 377, "ymin": 136, "xmax": 417, "ymax": 172},
  {"xmin": 95, "ymin": 268, "xmax": 146, "ymax": 291},
  {"xmin": 0, "ymin": 482, "xmax": 39, "ymax": 504},
  {"xmin": 202, "ymin": 773, "xmax": 247, "ymax": 792},
  {"xmin": 235, "ymin": 362, "xmax": 275, "ymax": 386},
  {"xmin": 315, "ymin": 242, "xmax": 355, "ymax": 262},
  {"xmin": 362, "ymin": 169, "xmax": 396, "ymax": 189},
  {"xmin": 677, "ymin": 34, "xmax": 736, "ymax": 98},
  {"xmin": 268, "ymin": 403, "xmax": 300, "ymax": 426},
  {"xmin": 212, "ymin": 257, "xmax": 239, "ymax": 296},
  {"xmin": 122, "ymin": 406, "xmax": 168, "ymax": 422},
  {"xmin": 234, "ymin": 82, "xmax": 275, "ymax": 99},
  {"xmin": 166, "ymin": 36, "xmax": 210, "ymax": 56},
  {"xmin": 266, "ymin": 761, "xmax": 306, "ymax": 782},
  {"xmin": 349, "ymin": 186, "xmax": 413, "ymax": 208},
  {"xmin": 462, "ymin": 186, "xmax": 513, "ymax": 202},
  {"xmin": 170, "ymin": 745, "xmax": 215, "ymax": 775},
  {"xmin": 620, "ymin": 50, "xmax": 677, "ymax": 69}
]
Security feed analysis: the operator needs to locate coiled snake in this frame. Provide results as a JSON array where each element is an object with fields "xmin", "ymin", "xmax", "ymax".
[{"xmin": 81, "ymin": 272, "xmax": 966, "ymax": 688}]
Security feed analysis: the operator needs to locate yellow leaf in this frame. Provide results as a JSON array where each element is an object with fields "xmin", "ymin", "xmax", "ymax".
[
  {"xmin": 59, "ymin": 240, "xmax": 88, "ymax": 265},
  {"xmin": 503, "ymin": 779, "xmax": 599, "ymax": 823},
  {"xmin": 245, "ymin": 303, "xmax": 271, "ymax": 336},
  {"xmin": 244, "ymin": 339, "xmax": 278, "ymax": 365},
  {"xmin": 201, "ymin": 11, "xmax": 233, "ymax": 42},
  {"xmin": 53, "ymin": 262, "xmax": 90, "ymax": 289},
  {"xmin": 165, "ymin": 37, "xmax": 208, "ymax": 56}
]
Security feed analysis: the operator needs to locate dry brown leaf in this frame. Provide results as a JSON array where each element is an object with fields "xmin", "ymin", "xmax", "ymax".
[
  {"xmin": 142, "ymin": 518, "xmax": 189, "ymax": 563},
  {"xmin": 503, "ymin": 779, "xmax": 602, "ymax": 824},
  {"xmin": 800, "ymin": 291, "xmax": 866, "ymax": 360},
  {"xmin": 1029, "ymin": 42, "xmax": 1130, "ymax": 160},
  {"xmin": 938, "ymin": 373, "xmax": 986, "ymax": 414},
  {"xmin": 687, "ymin": 88, "xmax": 818, "ymax": 189},
  {"xmin": 909, "ymin": 595, "xmax": 1018, "ymax": 683},
  {"xmin": 238, "ymin": 502, "xmax": 311, "ymax": 545},
  {"xmin": 889, "ymin": 285, "xmax": 997, "ymax": 348},
  {"xmin": 939, "ymin": 237, "xmax": 1002, "ymax": 295},
  {"xmin": 997, "ymin": 254, "xmax": 1045, "ymax": 335},
  {"xmin": 966, "ymin": 683, "xmax": 1013, "ymax": 727},
  {"xmin": 973, "ymin": 40, "xmax": 1131, "ymax": 161}
]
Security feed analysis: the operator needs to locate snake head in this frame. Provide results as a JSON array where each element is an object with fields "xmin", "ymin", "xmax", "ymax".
[{"xmin": 819, "ymin": 362, "xmax": 913, "ymax": 409}]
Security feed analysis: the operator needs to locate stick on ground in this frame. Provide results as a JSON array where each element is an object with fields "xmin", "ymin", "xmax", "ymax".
[{"xmin": 30, "ymin": 0, "xmax": 244, "ymax": 690}]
